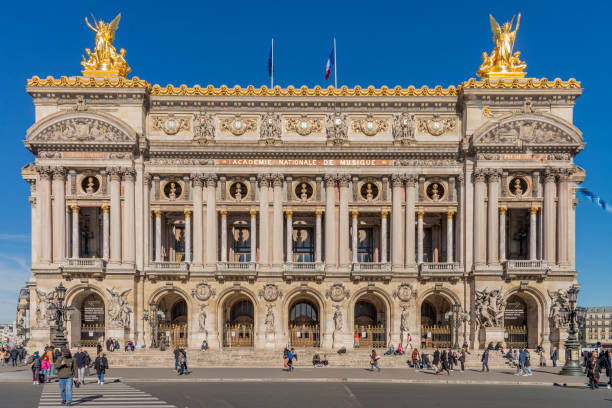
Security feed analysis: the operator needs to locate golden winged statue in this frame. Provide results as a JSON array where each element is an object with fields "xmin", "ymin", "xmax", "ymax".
[
  {"xmin": 477, "ymin": 13, "xmax": 526, "ymax": 79},
  {"xmin": 81, "ymin": 13, "xmax": 131, "ymax": 78}
]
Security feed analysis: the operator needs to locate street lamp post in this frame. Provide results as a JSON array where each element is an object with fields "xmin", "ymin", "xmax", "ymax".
[
  {"xmin": 560, "ymin": 285, "xmax": 583, "ymax": 376},
  {"xmin": 453, "ymin": 303, "xmax": 461, "ymax": 350},
  {"xmin": 144, "ymin": 301, "xmax": 159, "ymax": 349},
  {"xmin": 49, "ymin": 283, "xmax": 74, "ymax": 349}
]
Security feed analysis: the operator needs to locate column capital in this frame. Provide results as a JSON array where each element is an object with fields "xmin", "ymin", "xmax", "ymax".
[
  {"xmin": 391, "ymin": 174, "xmax": 403, "ymax": 187},
  {"xmin": 52, "ymin": 166, "xmax": 67, "ymax": 180},
  {"xmin": 499, "ymin": 206, "xmax": 507, "ymax": 215},
  {"xmin": 101, "ymin": 204, "xmax": 110, "ymax": 213},
  {"xmin": 285, "ymin": 209, "xmax": 293, "ymax": 217},
  {"xmin": 403, "ymin": 174, "xmax": 418, "ymax": 187},
  {"xmin": 204, "ymin": 173, "xmax": 218, "ymax": 187},
  {"xmin": 190, "ymin": 173, "xmax": 204, "ymax": 187},
  {"xmin": 381, "ymin": 209, "xmax": 390, "ymax": 218},
  {"xmin": 153, "ymin": 209, "xmax": 162, "ymax": 218},
  {"xmin": 144, "ymin": 173, "xmax": 152, "ymax": 185},
  {"xmin": 473, "ymin": 169, "xmax": 487, "ymax": 183},
  {"xmin": 351, "ymin": 209, "xmax": 359, "ymax": 219},
  {"xmin": 184, "ymin": 209, "xmax": 192, "ymax": 217},
  {"xmin": 70, "ymin": 204, "xmax": 79, "ymax": 213},
  {"xmin": 315, "ymin": 209, "xmax": 323, "ymax": 218},
  {"xmin": 107, "ymin": 166, "xmax": 123, "ymax": 181},
  {"xmin": 271, "ymin": 173, "xmax": 284, "ymax": 187},
  {"xmin": 36, "ymin": 165, "xmax": 53, "ymax": 180},
  {"xmin": 530, "ymin": 206, "xmax": 540, "ymax": 215},
  {"xmin": 257, "ymin": 173, "xmax": 272, "ymax": 187},
  {"xmin": 219, "ymin": 209, "xmax": 227, "ymax": 218},
  {"xmin": 338, "ymin": 173, "xmax": 351, "ymax": 187},
  {"xmin": 324, "ymin": 173, "xmax": 338, "ymax": 187},
  {"xmin": 457, "ymin": 173, "xmax": 465, "ymax": 185},
  {"xmin": 250, "ymin": 208, "xmax": 258, "ymax": 217},
  {"xmin": 543, "ymin": 167, "xmax": 557, "ymax": 183},
  {"xmin": 447, "ymin": 210, "xmax": 456, "ymax": 218},
  {"xmin": 417, "ymin": 210, "xmax": 425, "ymax": 219},
  {"xmin": 486, "ymin": 168, "xmax": 502, "ymax": 182},
  {"xmin": 122, "ymin": 168, "xmax": 136, "ymax": 181}
]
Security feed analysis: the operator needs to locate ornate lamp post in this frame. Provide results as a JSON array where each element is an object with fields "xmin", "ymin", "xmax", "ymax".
[
  {"xmin": 49, "ymin": 283, "xmax": 74, "ymax": 348},
  {"xmin": 144, "ymin": 301, "xmax": 159, "ymax": 349},
  {"xmin": 445, "ymin": 303, "xmax": 465, "ymax": 350},
  {"xmin": 561, "ymin": 285, "xmax": 583, "ymax": 376}
]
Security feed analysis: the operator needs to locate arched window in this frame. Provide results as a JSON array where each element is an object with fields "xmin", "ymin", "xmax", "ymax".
[
  {"xmin": 171, "ymin": 300, "xmax": 187, "ymax": 323},
  {"xmin": 354, "ymin": 301, "xmax": 377, "ymax": 326},
  {"xmin": 421, "ymin": 301, "xmax": 436, "ymax": 326},
  {"xmin": 230, "ymin": 300, "xmax": 254, "ymax": 324},
  {"xmin": 290, "ymin": 301, "xmax": 318, "ymax": 325}
]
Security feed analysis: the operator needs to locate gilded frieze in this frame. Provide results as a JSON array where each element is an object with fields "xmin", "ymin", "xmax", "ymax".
[
  {"xmin": 417, "ymin": 116, "xmax": 457, "ymax": 136},
  {"xmin": 350, "ymin": 115, "xmax": 388, "ymax": 136},
  {"xmin": 219, "ymin": 116, "xmax": 257, "ymax": 136},
  {"xmin": 285, "ymin": 116, "xmax": 323, "ymax": 136},
  {"xmin": 152, "ymin": 114, "xmax": 191, "ymax": 135}
]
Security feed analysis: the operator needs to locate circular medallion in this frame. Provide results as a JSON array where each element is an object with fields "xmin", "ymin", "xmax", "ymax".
[
  {"xmin": 431, "ymin": 121, "xmax": 442, "ymax": 132},
  {"xmin": 395, "ymin": 284, "xmax": 415, "ymax": 302},
  {"xmin": 327, "ymin": 283, "xmax": 348, "ymax": 302},
  {"xmin": 165, "ymin": 119, "xmax": 178, "ymax": 133},
  {"xmin": 192, "ymin": 282, "xmax": 214, "ymax": 301},
  {"xmin": 261, "ymin": 284, "xmax": 280, "ymax": 302},
  {"xmin": 233, "ymin": 120, "xmax": 244, "ymax": 131},
  {"xmin": 365, "ymin": 121, "xmax": 375, "ymax": 131},
  {"xmin": 299, "ymin": 121, "xmax": 309, "ymax": 131},
  {"xmin": 334, "ymin": 118, "xmax": 342, "ymax": 126}
]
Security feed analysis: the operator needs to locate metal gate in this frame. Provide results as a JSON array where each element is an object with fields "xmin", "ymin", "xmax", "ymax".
[
  {"xmin": 289, "ymin": 324, "xmax": 320, "ymax": 347},
  {"xmin": 224, "ymin": 324, "xmax": 254, "ymax": 347},
  {"xmin": 80, "ymin": 323, "xmax": 105, "ymax": 347},
  {"xmin": 354, "ymin": 325, "xmax": 386, "ymax": 348},
  {"xmin": 421, "ymin": 325, "xmax": 451, "ymax": 348},
  {"xmin": 506, "ymin": 325, "xmax": 528, "ymax": 348},
  {"xmin": 159, "ymin": 323, "xmax": 188, "ymax": 347}
]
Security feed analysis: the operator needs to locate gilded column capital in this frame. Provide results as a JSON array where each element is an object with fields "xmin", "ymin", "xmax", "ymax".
[
  {"xmin": 204, "ymin": 173, "xmax": 218, "ymax": 187},
  {"xmin": 381, "ymin": 209, "xmax": 390, "ymax": 218},
  {"xmin": 219, "ymin": 209, "xmax": 227, "ymax": 217},
  {"xmin": 271, "ymin": 173, "xmax": 284, "ymax": 187},
  {"xmin": 447, "ymin": 210, "xmax": 456, "ymax": 218},
  {"xmin": 403, "ymin": 174, "xmax": 418, "ymax": 187},
  {"xmin": 285, "ymin": 209, "xmax": 293, "ymax": 217},
  {"xmin": 324, "ymin": 173, "xmax": 338, "ymax": 187},
  {"xmin": 499, "ymin": 207, "xmax": 507, "ymax": 215},
  {"xmin": 315, "ymin": 209, "xmax": 323, "ymax": 218},
  {"xmin": 249, "ymin": 208, "xmax": 258, "ymax": 217},
  {"xmin": 417, "ymin": 210, "xmax": 425, "ymax": 219},
  {"xmin": 391, "ymin": 174, "xmax": 403, "ymax": 187},
  {"xmin": 70, "ymin": 204, "xmax": 79, "ymax": 213},
  {"xmin": 51, "ymin": 166, "xmax": 67, "ymax": 180},
  {"xmin": 101, "ymin": 204, "xmax": 110, "ymax": 213},
  {"xmin": 338, "ymin": 173, "xmax": 351, "ymax": 187},
  {"xmin": 530, "ymin": 206, "xmax": 539, "ymax": 215},
  {"xmin": 184, "ymin": 209, "xmax": 192, "ymax": 217},
  {"xmin": 153, "ymin": 209, "xmax": 162, "ymax": 218},
  {"xmin": 351, "ymin": 209, "xmax": 359, "ymax": 219}
]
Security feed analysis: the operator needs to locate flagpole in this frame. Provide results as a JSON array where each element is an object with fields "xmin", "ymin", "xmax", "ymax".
[
  {"xmin": 333, "ymin": 37, "xmax": 337, "ymax": 89},
  {"xmin": 271, "ymin": 37, "xmax": 274, "ymax": 89}
]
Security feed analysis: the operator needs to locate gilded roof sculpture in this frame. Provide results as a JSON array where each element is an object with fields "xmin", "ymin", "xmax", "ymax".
[
  {"xmin": 81, "ymin": 13, "xmax": 131, "ymax": 78},
  {"xmin": 477, "ymin": 14, "xmax": 527, "ymax": 79}
]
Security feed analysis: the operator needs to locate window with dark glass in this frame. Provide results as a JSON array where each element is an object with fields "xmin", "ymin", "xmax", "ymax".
[
  {"xmin": 357, "ymin": 227, "xmax": 373, "ymax": 262},
  {"xmin": 293, "ymin": 227, "xmax": 314, "ymax": 262},
  {"xmin": 289, "ymin": 301, "xmax": 318, "ymax": 324},
  {"xmin": 232, "ymin": 226, "xmax": 251, "ymax": 261}
]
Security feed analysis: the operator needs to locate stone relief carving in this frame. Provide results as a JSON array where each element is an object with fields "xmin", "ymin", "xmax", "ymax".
[
  {"xmin": 326, "ymin": 283, "xmax": 350, "ymax": 302},
  {"xmin": 193, "ymin": 112, "xmax": 215, "ymax": 144},
  {"xmin": 152, "ymin": 114, "xmax": 190, "ymax": 135},
  {"xmin": 259, "ymin": 283, "xmax": 282, "ymax": 302},
  {"xmin": 108, "ymin": 152, "xmax": 132, "ymax": 160},
  {"xmin": 199, "ymin": 304, "xmax": 207, "ymax": 332},
  {"xmin": 31, "ymin": 118, "xmax": 132, "ymax": 143},
  {"xmin": 220, "ymin": 115, "xmax": 257, "ymax": 136},
  {"xmin": 192, "ymin": 282, "xmax": 215, "ymax": 302},
  {"xmin": 474, "ymin": 288, "xmax": 506, "ymax": 328},
  {"xmin": 265, "ymin": 305, "xmax": 275, "ymax": 333},
  {"xmin": 326, "ymin": 113, "xmax": 348, "ymax": 145},
  {"xmin": 259, "ymin": 112, "xmax": 282, "ymax": 144},
  {"xmin": 285, "ymin": 116, "xmax": 323, "ymax": 136},
  {"xmin": 39, "ymin": 152, "xmax": 62, "ymax": 159},
  {"xmin": 476, "ymin": 115, "xmax": 580, "ymax": 146},
  {"xmin": 548, "ymin": 289, "xmax": 570, "ymax": 329},
  {"xmin": 333, "ymin": 304, "xmax": 343, "ymax": 332},
  {"xmin": 34, "ymin": 288, "xmax": 56, "ymax": 328},
  {"xmin": 351, "ymin": 114, "xmax": 388, "ymax": 136},
  {"xmin": 106, "ymin": 287, "xmax": 132, "ymax": 328},
  {"xmin": 417, "ymin": 115, "xmax": 456, "ymax": 136},
  {"xmin": 393, "ymin": 113, "xmax": 416, "ymax": 144},
  {"xmin": 393, "ymin": 283, "xmax": 417, "ymax": 302},
  {"xmin": 400, "ymin": 305, "xmax": 410, "ymax": 336}
]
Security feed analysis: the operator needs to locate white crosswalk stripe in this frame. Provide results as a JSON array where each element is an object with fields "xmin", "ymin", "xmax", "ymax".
[{"xmin": 38, "ymin": 381, "xmax": 176, "ymax": 407}]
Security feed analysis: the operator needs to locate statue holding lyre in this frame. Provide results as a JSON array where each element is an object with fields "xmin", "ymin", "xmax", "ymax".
[
  {"xmin": 477, "ymin": 13, "xmax": 526, "ymax": 79},
  {"xmin": 81, "ymin": 13, "xmax": 131, "ymax": 77}
]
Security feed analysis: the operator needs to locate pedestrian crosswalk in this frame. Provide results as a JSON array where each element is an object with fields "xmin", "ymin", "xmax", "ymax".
[{"xmin": 38, "ymin": 381, "xmax": 176, "ymax": 407}]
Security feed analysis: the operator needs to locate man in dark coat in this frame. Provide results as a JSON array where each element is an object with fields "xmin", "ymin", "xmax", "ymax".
[
  {"xmin": 481, "ymin": 349, "xmax": 490, "ymax": 372},
  {"xmin": 432, "ymin": 347, "xmax": 440, "ymax": 371}
]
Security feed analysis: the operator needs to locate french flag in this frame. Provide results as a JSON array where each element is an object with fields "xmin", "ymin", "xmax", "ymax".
[{"xmin": 325, "ymin": 46, "xmax": 335, "ymax": 80}]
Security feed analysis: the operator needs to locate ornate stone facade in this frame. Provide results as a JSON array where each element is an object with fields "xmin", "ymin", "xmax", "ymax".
[{"xmin": 21, "ymin": 73, "xmax": 584, "ymax": 356}]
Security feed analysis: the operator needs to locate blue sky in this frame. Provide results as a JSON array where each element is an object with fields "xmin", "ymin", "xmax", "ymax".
[{"xmin": 0, "ymin": 1, "xmax": 608, "ymax": 322}]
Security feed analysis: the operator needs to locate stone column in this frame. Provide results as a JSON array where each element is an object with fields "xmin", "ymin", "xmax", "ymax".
[
  {"xmin": 404, "ymin": 175, "xmax": 417, "ymax": 267},
  {"xmin": 191, "ymin": 174, "xmax": 204, "ymax": 267},
  {"xmin": 351, "ymin": 210, "xmax": 359, "ymax": 264},
  {"xmin": 27, "ymin": 181, "xmax": 39, "ymax": 265},
  {"xmin": 109, "ymin": 168, "xmax": 122, "ymax": 264},
  {"xmin": 487, "ymin": 170, "xmax": 500, "ymax": 265},
  {"xmin": 258, "ymin": 174, "xmax": 270, "ymax": 265},
  {"xmin": 285, "ymin": 210, "xmax": 293, "ymax": 263},
  {"xmin": 154, "ymin": 210, "xmax": 162, "ymax": 262},
  {"xmin": 391, "ymin": 174, "xmax": 403, "ymax": 267},
  {"xmin": 315, "ymin": 209, "xmax": 323, "ymax": 263},
  {"xmin": 339, "ymin": 174, "xmax": 351, "ymax": 266},
  {"xmin": 381, "ymin": 209, "xmax": 389, "ymax": 263},
  {"xmin": 123, "ymin": 169, "xmax": 136, "ymax": 265},
  {"xmin": 499, "ymin": 207, "xmax": 507, "ymax": 262},
  {"xmin": 272, "ymin": 174, "xmax": 284, "ymax": 266},
  {"xmin": 447, "ymin": 210, "xmax": 454, "ymax": 263},
  {"xmin": 529, "ymin": 207, "xmax": 538, "ymax": 260},
  {"xmin": 205, "ymin": 174, "xmax": 218, "ymax": 266},
  {"xmin": 102, "ymin": 205, "xmax": 110, "ymax": 259},
  {"xmin": 52, "ymin": 167, "xmax": 66, "ymax": 263},
  {"xmin": 135, "ymin": 161, "xmax": 144, "ymax": 271},
  {"xmin": 417, "ymin": 210, "xmax": 424, "ymax": 263},
  {"xmin": 324, "ymin": 175, "xmax": 337, "ymax": 266},
  {"xmin": 557, "ymin": 170, "xmax": 571, "ymax": 265},
  {"xmin": 65, "ymin": 208, "xmax": 71, "ymax": 259},
  {"xmin": 250, "ymin": 209, "xmax": 257, "ymax": 262},
  {"xmin": 71, "ymin": 205, "xmax": 79, "ymax": 258},
  {"xmin": 473, "ymin": 170, "xmax": 487, "ymax": 266},
  {"xmin": 457, "ymin": 174, "xmax": 465, "ymax": 265},
  {"xmin": 543, "ymin": 169, "xmax": 556, "ymax": 263},
  {"xmin": 38, "ymin": 168, "xmax": 52, "ymax": 263},
  {"xmin": 184, "ymin": 209, "xmax": 192, "ymax": 262},
  {"xmin": 220, "ymin": 210, "xmax": 228, "ymax": 262},
  {"xmin": 143, "ymin": 174, "xmax": 151, "ymax": 266}
]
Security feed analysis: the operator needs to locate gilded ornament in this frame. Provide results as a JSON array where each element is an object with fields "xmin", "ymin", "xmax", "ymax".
[
  {"xmin": 81, "ymin": 13, "xmax": 131, "ymax": 78},
  {"xmin": 417, "ymin": 115, "xmax": 456, "ymax": 136},
  {"xmin": 152, "ymin": 115, "xmax": 190, "ymax": 135},
  {"xmin": 477, "ymin": 14, "xmax": 527, "ymax": 79},
  {"xmin": 220, "ymin": 116, "xmax": 257, "ymax": 136},
  {"xmin": 351, "ymin": 115, "xmax": 388, "ymax": 136},
  {"xmin": 285, "ymin": 116, "xmax": 323, "ymax": 136}
]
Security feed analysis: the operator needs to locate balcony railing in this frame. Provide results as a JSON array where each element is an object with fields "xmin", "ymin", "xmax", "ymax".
[
  {"xmin": 149, "ymin": 261, "xmax": 189, "ymax": 271},
  {"xmin": 284, "ymin": 262, "xmax": 325, "ymax": 272},
  {"xmin": 216, "ymin": 261, "xmax": 257, "ymax": 272},
  {"xmin": 352, "ymin": 262, "xmax": 392, "ymax": 272},
  {"xmin": 505, "ymin": 260, "xmax": 547, "ymax": 270},
  {"xmin": 420, "ymin": 262, "xmax": 461, "ymax": 273},
  {"xmin": 60, "ymin": 258, "xmax": 106, "ymax": 276}
]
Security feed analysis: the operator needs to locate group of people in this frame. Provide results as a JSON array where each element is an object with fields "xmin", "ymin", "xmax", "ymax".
[
  {"xmin": 312, "ymin": 353, "xmax": 329, "ymax": 367},
  {"xmin": 282, "ymin": 347, "xmax": 298, "ymax": 371},
  {"xmin": 104, "ymin": 338, "xmax": 121, "ymax": 352},
  {"xmin": 1, "ymin": 345, "xmax": 27, "ymax": 367},
  {"xmin": 173, "ymin": 346, "xmax": 190, "ymax": 375},
  {"xmin": 584, "ymin": 349, "xmax": 612, "ymax": 390},
  {"xmin": 383, "ymin": 343, "xmax": 406, "ymax": 356}
]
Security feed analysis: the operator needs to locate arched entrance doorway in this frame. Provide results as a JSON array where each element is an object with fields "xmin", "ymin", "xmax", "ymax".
[
  {"xmin": 223, "ymin": 297, "xmax": 254, "ymax": 347},
  {"xmin": 157, "ymin": 293, "xmax": 188, "ymax": 347},
  {"xmin": 354, "ymin": 296, "xmax": 386, "ymax": 348},
  {"xmin": 420, "ymin": 294, "xmax": 452, "ymax": 348},
  {"xmin": 289, "ymin": 299, "xmax": 320, "ymax": 347},
  {"xmin": 505, "ymin": 294, "xmax": 529, "ymax": 348},
  {"xmin": 79, "ymin": 293, "xmax": 105, "ymax": 347}
]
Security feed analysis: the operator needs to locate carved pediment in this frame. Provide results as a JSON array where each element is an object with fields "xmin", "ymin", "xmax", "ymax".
[
  {"xmin": 471, "ymin": 112, "xmax": 583, "ymax": 153},
  {"xmin": 26, "ymin": 111, "xmax": 137, "ymax": 148}
]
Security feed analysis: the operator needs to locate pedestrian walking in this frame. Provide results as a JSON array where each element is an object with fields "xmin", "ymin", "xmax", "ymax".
[
  {"xmin": 177, "ymin": 350, "xmax": 187, "ymax": 375},
  {"xmin": 282, "ymin": 348, "xmax": 291, "ymax": 372},
  {"xmin": 173, "ymin": 346, "xmax": 180, "ymax": 372},
  {"xmin": 28, "ymin": 351, "xmax": 42, "ymax": 385},
  {"xmin": 41, "ymin": 354, "xmax": 51, "ymax": 383},
  {"xmin": 354, "ymin": 332, "xmax": 360, "ymax": 348},
  {"xmin": 10, "ymin": 347, "xmax": 18, "ymax": 367},
  {"xmin": 45, "ymin": 349, "xmax": 55, "ymax": 382},
  {"xmin": 585, "ymin": 355, "xmax": 600, "ymax": 390},
  {"xmin": 459, "ymin": 349, "xmax": 466, "ymax": 372},
  {"xmin": 437, "ymin": 350, "xmax": 450, "ymax": 376},
  {"xmin": 481, "ymin": 349, "xmax": 489, "ymax": 372},
  {"xmin": 369, "ymin": 349, "xmax": 381, "ymax": 372},
  {"xmin": 74, "ymin": 347, "xmax": 88, "ymax": 385},
  {"xmin": 93, "ymin": 351, "xmax": 108, "ymax": 385},
  {"xmin": 55, "ymin": 348, "xmax": 77, "ymax": 406},
  {"xmin": 432, "ymin": 347, "xmax": 440, "ymax": 371},
  {"xmin": 524, "ymin": 350, "xmax": 533, "ymax": 376},
  {"xmin": 550, "ymin": 346, "xmax": 558, "ymax": 368},
  {"xmin": 421, "ymin": 351, "xmax": 430, "ymax": 369}
]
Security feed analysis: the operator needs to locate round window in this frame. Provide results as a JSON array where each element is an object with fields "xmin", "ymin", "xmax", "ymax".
[
  {"xmin": 163, "ymin": 181, "xmax": 182, "ymax": 200},
  {"xmin": 360, "ymin": 182, "xmax": 379, "ymax": 201},
  {"xmin": 230, "ymin": 181, "xmax": 248, "ymax": 200},
  {"xmin": 509, "ymin": 177, "xmax": 528, "ymax": 197},
  {"xmin": 81, "ymin": 176, "xmax": 100, "ymax": 194},
  {"xmin": 295, "ymin": 182, "xmax": 313, "ymax": 201},
  {"xmin": 426, "ymin": 182, "xmax": 445, "ymax": 201}
]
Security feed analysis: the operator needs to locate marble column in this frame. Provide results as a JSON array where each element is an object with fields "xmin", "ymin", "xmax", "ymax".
[
  {"xmin": 272, "ymin": 174, "xmax": 284, "ymax": 266},
  {"xmin": 285, "ymin": 210, "xmax": 293, "ymax": 263},
  {"xmin": 52, "ymin": 167, "xmax": 66, "ymax": 263},
  {"xmin": 102, "ymin": 205, "xmax": 110, "ymax": 259},
  {"xmin": 250, "ymin": 209, "xmax": 257, "ymax": 262},
  {"xmin": 38, "ymin": 168, "xmax": 53, "ymax": 264},
  {"xmin": 381, "ymin": 209, "xmax": 389, "ymax": 263},
  {"xmin": 220, "ymin": 210, "xmax": 228, "ymax": 262},
  {"xmin": 391, "ymin": 174, "xmax": 403, "ymax": 267},
  {"xmin": 499, "ymin": 207, "xmax": 507, "ymax": 262},
  {"xmin": 339, "ymin": 174, "xmax": 351, "ymax": 266},
  {"xmin": 71, "ymin": 205, "xmax": 79, "ymax": 258},
  {"xmin": 154, "ymin": 210, "xmax": 162, "ymax": 262},
  {"xmin": 258, "ymin": 175, "xmax": 270, "ymax": 265},
  {"xmin": 351, "ymin": 210, "xmax": 359, "ymax": 264},
  {"xmin": 143, "ymin": 174, "xmax": 151, "ymax": 266},
  {"xmin": 447, "ymin": 211, "xmax": 454, "ymax": 263},
  {"xmin": 417, "ymin": 210, "xmax": 424, "ymax": 263},
  {"xmin": 557, "ymin": 171, "xmax": 571, "ymax": 265},
  {"xmin": 315, "ymin": 209, "xmax": 323, "ymax": 263},
  {"xmin": 473, "ymin": 170, "xmax": 487, "ymax": 265},
  {"xmin": 529, "ymin": 207, "xmax": 538, "ymax": 261},
  {"xmin": 324, "ymin": 175, "xmax": 337, "ymax": 266},
  {"xmin": 487, "ymin": 170, "xmax": 500, "ymax": 265},
  {"xmin": 543, "ymin": 169, "xmax": 556, "ymax": 263},
  {"xmin": 205, "ymin": 174, "xmax": 218, "ymax": 266},
  {"xmin": 109, "ymin": 168, "xmax": 122, "ymax": 264},
  {"xmin": 123, "ymin": 169, "xmax": 136, "ymax": 264},
  {"xmin": 184, "ymin": 209, "xmax": 192, "ymax": 263},
  {"xmin": 191, "ymin": 174, "xmax": 204, "ymax": 267},
  {"xmin": 65, "ymin": 208, "xmax": 71, "ymax": 259},
  {"xmin": 404, "ymin": 175, "xmax": 417, "ymax": 266}
]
